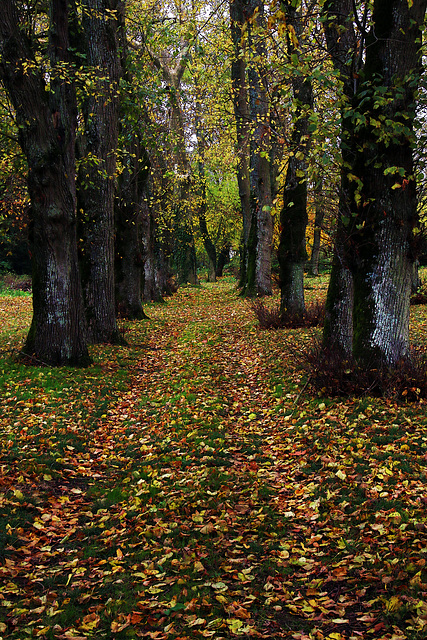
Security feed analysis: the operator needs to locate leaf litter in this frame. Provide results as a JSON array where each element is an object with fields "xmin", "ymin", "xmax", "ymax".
[{"xmin": 1, "ymin": 278, "xmax": 427, "ymax": 639}]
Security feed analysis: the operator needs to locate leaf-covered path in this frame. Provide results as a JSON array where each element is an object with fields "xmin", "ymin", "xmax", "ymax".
[{"xmin": 1, "ymin": 279, "xmax": 427, "ymax": 640}]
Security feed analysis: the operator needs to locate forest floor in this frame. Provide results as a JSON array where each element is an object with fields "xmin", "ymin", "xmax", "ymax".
[{"xmin": 1, "ymin": 276, "xmax": 427, "ymax": 640}]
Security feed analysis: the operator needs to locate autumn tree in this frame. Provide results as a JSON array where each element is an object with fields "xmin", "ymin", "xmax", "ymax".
[
  {"xmin": 115, "ymin": 7, "xmax": 150, "ymax": 318},
  {"xmin": 322, "ymin": 0, "xmax": 427, "ymax": 367},
  {"xmin": 229, "ymin": 0, "xmax": 274, "ymax": 296},
  {"xmin": 277, "ymin": 0, "xmax": 313, "ymax": 315},
  {"xmin": 0, "ymin": 0, "xmax": 90, "ymax": 366},
  {"xmin": 77, "ymin": 0, "xmax": 124, "ymax": 343}
]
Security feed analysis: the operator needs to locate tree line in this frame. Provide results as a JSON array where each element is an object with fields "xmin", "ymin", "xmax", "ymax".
[{"xmin": 0, "ymin": 0, "xmax": 426, "ymax": 370}]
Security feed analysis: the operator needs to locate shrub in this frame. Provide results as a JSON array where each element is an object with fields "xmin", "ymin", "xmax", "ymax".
[
  {"xmin": 0, "ymin": 272, "xmax": 32, "ymax": 293},
  {"xmin": 304, "ymin": 340, "xmax": 427, "ymax": 400},
  {"xmin": 252, "ymin": 298, "xmax": 325, "ymax": 329},
  {"xmin": 410, "ymin": 278, "xmax": 427, "ymax": 305}
]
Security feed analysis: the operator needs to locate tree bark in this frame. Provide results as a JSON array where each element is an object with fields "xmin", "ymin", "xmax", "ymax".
[
  {"xmin": 309, "ymin": 186, "xmax": 325, "ymax": 277},
  {"xmin": 278, "ymin": 2, "xmax": 313, "ymax": 314},
  {"xmin": 247, "ymin": 0, "xmax": 273, "ymax": 296},
  {"xmin": 323, "ymin": 0, "xmax": 427, "ymax": 366},
  {"xmin": 321, "ymin": 0, "xmax": 358, "ymax": 356},
  {"xmin": 229, "ymin": 0, "xmax": 252, "ymax": 290},
  {"xmin": 0, "ymin": 0, "xmax": 90, "ymax": 366},
  {"xmin": 114, "ymin": 6, "xmax": 147, "ymax": 318},
  {"xmin": 115, "ymin": 134, "xmax": 149, "ymax": 319},
  {"xmin": 78, "ymin": 0, "xmax": 123, "ymax": 343}
]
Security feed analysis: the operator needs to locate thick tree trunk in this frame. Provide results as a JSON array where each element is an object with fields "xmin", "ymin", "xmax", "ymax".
[
  {"xmin": 216, "ymin": 246, "xmax": 230, "ymax": 278},
  {"xmin": 347, "ymin": 0, "xmax": 426, "ymax": 366},
  {"xmin": 322, "ymin": 0, "xmax": 427, "ymax": 367},
  {"xmin": 79, "ymin": 0, "xmax": 123, "ymax": 343},
  {"xmin": 323, "ymin": 226, "xmax": 354, "ymax": 358},
  {"xmin": 0, "ymin": 0, "xmax": 90, "ymax": 366},
  {"xmin": 114, "ymin": 7, "xmax": 147, "ymax": 318},
  {"xmin": 115, "ymin": 135, "xmax": 149, "ymax": 319},
  {"xmin": 321, "ymin": 0, "xmax": 358, "ymax": 357},
  {"xmin": 141, "ymin": 201, "xmax": 164, "ymax": 302},
  {"xmin": 278, "ymin": 171, "xmax": 308, "ymax": 314}
]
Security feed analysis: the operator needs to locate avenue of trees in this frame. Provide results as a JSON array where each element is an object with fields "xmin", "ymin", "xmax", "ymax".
[{"xmin": 0, "ymin": 0, "xmax": 426, "ymax": 370}]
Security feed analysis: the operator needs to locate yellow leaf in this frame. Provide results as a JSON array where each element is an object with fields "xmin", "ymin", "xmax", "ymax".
[
  {"xmin": 227, "ymin": 618, "xmax": 243, "ymax": 633},
  {"xmin": 332, "ymin": 618, "xmax": 349, "ymax": 624},
  {"xmin": 386, "ymin": 596, "xmax": 401, "ymax": 612},
  {"xmin": 80, "ymin": 613, "xmax": 100, "ymax": 631},
  {"xmin": 188, "ymin": 617, "xmax": 206, "ymax": 626}
]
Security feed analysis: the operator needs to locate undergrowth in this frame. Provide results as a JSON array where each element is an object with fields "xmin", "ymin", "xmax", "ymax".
[
  {"xmin": 251, "ymin": 298, "xmax": 325, "ymax": 329},
  {"xmin": 303, "ymin": 340, "xmax": 427, "ymax": 400}
]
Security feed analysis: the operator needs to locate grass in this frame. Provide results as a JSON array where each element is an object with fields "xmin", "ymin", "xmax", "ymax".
[{"xmin": 1, "ymin": 275, "xmax": 427, "ymax": 639}]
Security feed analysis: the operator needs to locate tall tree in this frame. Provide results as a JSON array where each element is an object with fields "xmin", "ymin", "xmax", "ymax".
[
  {"xmin": 277, "ymin": 0, "xmax": 313, "ymax": 315},
  {"xmin": 148, "ymin": 36, "xmax": 199, "ymax": 286},
  {"xmin": 0, "ymin": 0, "xmax": 90, "ymax": 366},
  {"xmin": 230, "ymin": 0, "xmax": 252, "ymax": 290},
  {"xmin": 229, "ymin": 0, "xmax": 273, "ymax": 296},
  {"xmin": 78, "ymin": 0, "xmax": 124, "ymax": 343},
  {"xmin": 321, "ymin": 0, "xmax": 358, "ymax": 357},
  {"xmin": 322, "ymin": 0, "xmax": 427, "ymax": 367},
  {"xmin": 115, "ymin": 7, "xmax": 149, "ymax": 318},
  {"xmin": 247, "ymin": 0, "xmax": 273, "ymax": 296}
]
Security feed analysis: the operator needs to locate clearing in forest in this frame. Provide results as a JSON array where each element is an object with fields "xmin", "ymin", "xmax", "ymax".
[{"xmin": 1, "ymin": 278, "xmax": 427, "ymax": 640}]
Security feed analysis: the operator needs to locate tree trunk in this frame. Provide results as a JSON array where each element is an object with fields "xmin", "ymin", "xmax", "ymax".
[
  {"xmin": 247, "ymin": 0, "xmax": 273, "ymax": 296},
  {"xmin": 0, "ymin": 0, "xmax": 90, "ymax": 366},
  {"xmin": 308, "ymin": 177, "xmax": 325, "ymax": 276},
  {"xmin": 322, "ymin": 0, "xmax": 427, "ymax": 367},
  {"xmin": 114, "ymin": 6, "xmax": 147, "ymax": 318},
  {"xmin": 278, "ymin": 3, "xmax": 313, "ymax": 314},
  {"xmin": 229, "ymin": 0, "xmax": 252, "ymax": 290},
  {"xmin": 141, "ymin": 199, "xmax": 164, "ymax": 302},
  {"xmin": 216, "ymin": 245, "xmax": 230, "ymax": 278},
  {"xmin": 78, "ymin": 0, "xmax": 123, "ymax": 343},
  {"xmin": 323, "ymin": 225, "xmax": 354, "ymax": 358},
  {"xmin": 115, "ymin": 134, "xmax": 149, "ymax": 319},
  {"xmin": 347, "ymin": 0, "xmax": 426, "ymax": 366},
  {"xmin": 321, "ymin": 0, "xmax": 358, "ymax": 357}
]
